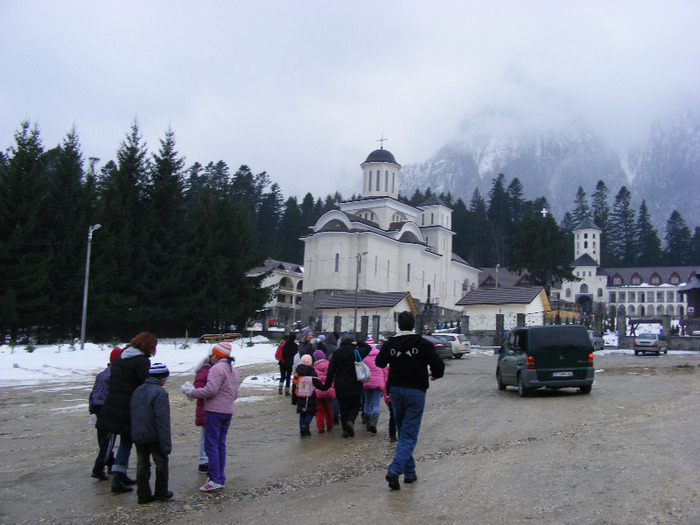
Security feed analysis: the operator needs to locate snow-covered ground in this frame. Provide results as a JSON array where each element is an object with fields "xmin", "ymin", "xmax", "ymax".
[{"xmin": 0, "ymin": 335, "xmax": 279, "ymax": 388}]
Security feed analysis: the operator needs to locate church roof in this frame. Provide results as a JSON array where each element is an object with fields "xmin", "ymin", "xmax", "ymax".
[
  {"xmin": 605, "ymin": 266, "xmax": 697, "ymax": 286},
  {"xmin": 571, "ymin": 254, "xmax": 600, "ymax": 267},
  {"xmin": 363, "ymin": 148, "xmax": 397, "ymax": 164},
  {"xmin": 418, "ymin": 195, "xmax": 451, "ymax": 208},
  {"xmin": 679, "ymin": 274, "xmax": 700, "ymax": 293},
  {"xmin": 246, "ymin": 258, "xmax": 303, "ymax": 276},
  {"xmin": 317, "ymin": 291, "xmax": 413, "ymax": 309},
  {"xmin": 574, "ymin": 217, "xmax": 601, "ymax": 231},
  {"xmin": 456, "ymin": 286, "xmax": 544, "ymax": 306},
  {"xmin": 478, "ymin": 267, "xmax": 532, "ymax": 288}
]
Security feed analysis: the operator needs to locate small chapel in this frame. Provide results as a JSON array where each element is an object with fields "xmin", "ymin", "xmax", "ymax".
[{"xmin": 299, "ymin": 144, "xmax": 480, "ymax": 335}]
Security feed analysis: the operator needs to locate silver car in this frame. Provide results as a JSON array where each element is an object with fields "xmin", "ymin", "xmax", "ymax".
[
  {"xmin": 433, "ymin": 333, "xmax": 471, "ymax": 358},
  {"xmin": 633, "ymin": 333, "xmax": 668, "ymax": 356},
  {"xmin": 587, "ymin": 330, "xmax": 604, "ymax": 351}
]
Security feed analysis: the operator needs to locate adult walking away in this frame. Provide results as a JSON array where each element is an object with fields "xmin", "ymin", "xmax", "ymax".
[
  {"xmin": 185, "ymin": 342, "xmax": 239, "ymax": 492},
  {"xmin": 278, "ymin": 333, "xmax": 298, "ymax": 396},
  {"xmin": 98, "ymin": 332, "xmax": 156, "ymax": 494},
  {"xmin": 375, "ymin": 311, "xmax": 444, "ymax": 490},
  {"xmin": 317, "ymin": 337, "xmax": 372, "ymax": 438}
]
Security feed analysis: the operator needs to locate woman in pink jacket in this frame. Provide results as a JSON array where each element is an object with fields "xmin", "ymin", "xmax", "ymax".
[
  {"xmin": 362, "ymin": 340, "xmax": 386, "ymax": 434},
  {"xmin": 190, "ymin": 342, "xmax": 239, "ymax": 492},
  {"xmin": 312, "ymin": 350, "xmax": 335, "ymax": 433}
]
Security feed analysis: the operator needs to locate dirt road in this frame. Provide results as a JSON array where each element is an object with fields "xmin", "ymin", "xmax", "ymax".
[{"xmin": 1, "ymin": 351, "xmax": 699, "ymax": 525}]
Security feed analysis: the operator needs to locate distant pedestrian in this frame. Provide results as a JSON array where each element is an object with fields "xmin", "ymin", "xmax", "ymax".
[
  {"xmin": 185, "ymin": 342, "xmax": 239, "ymax": 492},
  {"xmin": 376, "ymin": 311, "xmax": 444, "ymax": 490},
  {"xmin": 278, "ymin": 333, "xmax": 298, "ymax": 396},
  {"xmin": 130, "ymin": 363, "xmax": 173, "ymax": 504},
  {"xmin": 88, "ymin": 347, "xmax": 122, "ymax": 481},
  {"xmin": 98, "ymin": 332, "xmax": 156, "ymax": 494}
]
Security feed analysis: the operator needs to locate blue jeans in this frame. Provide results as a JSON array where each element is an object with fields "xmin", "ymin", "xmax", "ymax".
[
  {"xmin": 204, "ymin": 412, "xmax": 232, "ymax": 485},
  {"xmin": 363, "ymin": 388, "xmax": 382, "ymax": 416},
  {"xmin": 387, "ymin": 386, "xmax": 426, "ymax": 479},
  {"xmin": 112, "ymin": 434, "xmax": 133, "ymax": 474},
  {"xmin": 298, "ymin": 413, "xmax": 314, "ymax": 432}
]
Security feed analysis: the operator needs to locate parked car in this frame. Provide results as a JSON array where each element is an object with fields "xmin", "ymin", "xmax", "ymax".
[
  {"xmin": 633, "ymin": 333, "xmax": 668, "ymax": 356},
  {"xmin": 587, "ymin": 330, "xmax": 604, "ymax": 351},
  {"xmin": 433, "ymin": 333, "xmax": 471, "ymax": 358},
  {"xmin": 423, "ymin": 334, "xmax": 454, "ymax": 360},
  {"xmin": 495, "ymin": 325, "xmax": 595, "ymax": 396}
]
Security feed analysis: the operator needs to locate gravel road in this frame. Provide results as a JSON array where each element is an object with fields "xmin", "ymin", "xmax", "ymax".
[{"xmin": 1, "ymin": 351, "xmax": 698, "ymax": 525}]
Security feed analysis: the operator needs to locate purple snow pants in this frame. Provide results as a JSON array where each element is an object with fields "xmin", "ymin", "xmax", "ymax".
[{"xmin": 203, "ymin": 411, "xmax": 232, "ymax": 485}]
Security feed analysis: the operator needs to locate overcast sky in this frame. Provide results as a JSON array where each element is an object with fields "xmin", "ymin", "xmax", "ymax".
[{"xmin": 2, "ymin": 1, "xmax": 698, "ymax": 199}]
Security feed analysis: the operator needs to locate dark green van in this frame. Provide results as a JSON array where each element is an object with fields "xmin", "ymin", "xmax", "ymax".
[{"xmin": 495, "ymin": 325, "xmax": 594, "ymax": 397}]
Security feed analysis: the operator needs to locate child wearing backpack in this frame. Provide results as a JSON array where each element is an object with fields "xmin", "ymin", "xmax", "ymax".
[
  {"xmin": 291, "ymin": 354, "xmax": 321, "ymax": 436},
  {"xmin": 312, "ymin": 349, "xmax": 335, "ymax": 433}
]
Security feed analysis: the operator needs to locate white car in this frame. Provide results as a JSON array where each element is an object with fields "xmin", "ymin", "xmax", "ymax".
[{"xmin": 433, "ymin": 333, "xmax": 471, "ymax": 358}]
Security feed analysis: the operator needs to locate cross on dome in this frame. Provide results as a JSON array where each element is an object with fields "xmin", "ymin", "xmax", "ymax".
[{"xmin": 377, "ymin": 133, "xmax": 388, "ymax": 149}]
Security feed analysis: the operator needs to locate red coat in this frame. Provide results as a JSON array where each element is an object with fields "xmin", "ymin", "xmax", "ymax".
[{"xmin": 194, "ymin": 362, "xmax": 211, "ymax": 426}]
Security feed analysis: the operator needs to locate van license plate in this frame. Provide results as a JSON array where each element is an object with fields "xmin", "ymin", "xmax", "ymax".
[{"xmin": 552, "ymin": 371, "xmax": 573, "ymax": 378}]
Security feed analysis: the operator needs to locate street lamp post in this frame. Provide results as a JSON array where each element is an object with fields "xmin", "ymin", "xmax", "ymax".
[
  {"xmin": 80, "ymin": 224, "xmax": 101, "ymax": 350},
  {"xmin": 353, "ymin": 252, "xmax": 367, "ymax": 339}
]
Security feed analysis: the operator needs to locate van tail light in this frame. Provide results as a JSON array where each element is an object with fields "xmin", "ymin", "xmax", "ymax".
[
  {"xmin": 587, "ymin": 353, "xmax": 594, "ymax": 367},
  {"xmin": 526, "ymin": 355, "xmax": 535, "ymax": 369}
]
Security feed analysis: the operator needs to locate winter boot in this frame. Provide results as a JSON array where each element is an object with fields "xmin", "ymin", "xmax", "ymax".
[
  {"xmin": 285, "ymin": 386, "xmax": 290, "ymax": 396},
  {"xmin": 121, "ymin": 473, "xmax": 136, "ymax": 485},
  {"xmin": 111, "ymin": 473, "xmax": 134, "ymax": 494},
  {"xmin": 278, "ymin": 383, "xmax": 283, "ymax": 395},
  {"xmin": 368, "ymin": 413, "xmax": 378, "ymax": 434}
]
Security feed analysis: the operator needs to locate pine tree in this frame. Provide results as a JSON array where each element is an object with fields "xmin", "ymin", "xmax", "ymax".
[
  {"xmin": 664, "ymin": 210, "xmax": 692, "ymax": 265},
  {"xmin": 508, "ymin": 212, "xmax": 575, "ymax": 293},
  {"xmin": 487, "ymin": 173, "xmax": 511, "ymax": 266},
  {"xmin": 467, "ymin": 189, "xmax": 491, "ymax": 267},
  {"xmin": 572, "ymin": 186, "xmax": 590, "ymax": 225},
  {"xmin": 0, "ymin": 122, "xmax": 51, "ymax": 341},
  {"xmin": 278, "ymin": 196, "xmax": 303, "ymax": 263},
  {"xmin": 591, "ymin": 180, "xmax": 611, "ymax": 265},
  {"xmin": 691, "ymin": 227, "xmax": 700, "ymax": 265},
  {"xmin": 608, "ymin": 186, "xmax": 635, "ymax": 266},
  {"xmin": 634, "ymin": 200, "xmax": 662, "ymax": 266}
]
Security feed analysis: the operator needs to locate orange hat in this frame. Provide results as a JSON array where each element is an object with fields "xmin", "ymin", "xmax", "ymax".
[{"xmin": 212, "ymin": 342, "xmax": 232, "ymax": 359}]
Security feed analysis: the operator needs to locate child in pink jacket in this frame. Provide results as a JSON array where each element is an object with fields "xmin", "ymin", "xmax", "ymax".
[
  {"xmin": 362, "ymin": 341, "xmax": 386, "ymax": 434},
  {"xmin": 312, "ymin": 350, "xmax": 335, "ymax": 433}
]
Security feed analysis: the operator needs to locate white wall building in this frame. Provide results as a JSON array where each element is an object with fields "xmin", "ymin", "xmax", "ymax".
[
  {"xmin": 300, "ymin": 146, "xmax": 480, "ymax": 328},
  {"xmin": 246, "ymin": 258, "xmax": 303, "ymax": 328}
]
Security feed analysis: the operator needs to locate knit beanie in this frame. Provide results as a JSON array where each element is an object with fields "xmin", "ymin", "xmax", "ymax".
[
  {"xmin": 109, "ymin": 347, "xmax": 123, "ymax": 363},
  {"xmin": 301, "ymin": 328, "xmax": 312, "ymax": 340},
  {"xmin": 300, "ymin": 354, "xmax": 313, "ymax": 366},
  {"xmin": 212, "ymin": 342, "xmax": 232, "ymax": 359},
  {"xmin": 312, "ymin": 350, "xmax": 325, "ymax": 362},
  {"xmin": 149, "ymin": 362, "xmax": 170, "ymax": 380}
]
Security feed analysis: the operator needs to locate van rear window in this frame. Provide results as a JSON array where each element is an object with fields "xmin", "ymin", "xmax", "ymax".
[{"xmin": 530, "ymin": 327, "xmax": 590, "ymax": 351}]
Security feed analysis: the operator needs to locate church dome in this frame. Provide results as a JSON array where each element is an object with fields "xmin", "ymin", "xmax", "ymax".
[{"xmin": 364, "ymin": 148, "xmax": 397, "ymax": 164}]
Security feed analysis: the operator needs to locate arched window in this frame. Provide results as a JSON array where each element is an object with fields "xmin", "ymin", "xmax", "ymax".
[
  {"xmin": 385, "ymin": 170, "xmax": 389, "ymax": 191},
  {"xmin": 566, "ymin": 288, "xmax": 572, "ymax": 298},
  {"xmin": 334, "ymin": 253, "xmax": 339, "ymax": 272},
  {"xmin": 597, "ymin": 288, "xmax": 603, "ymax": 297},
  {"xmin": 639, "ymin": 305, "xmax": 645, "ymax": 316},
  {"xmin": 376, "ymin": 172, "xmax": 380, "ymax": 191},
  {"xmin": 580, "ymin": 283, "xmax": 589, "ymax": 294},
  {"xmin": 629, "ymin": 305, "xmax": 636, "ymax": 314},
  {"xmin": 368, "ymin": 171, "xmax": 372, "ymax": 191},
  {"xmin": 666, "ymin": 305, "xmax": 674, "ymax": 315},
  {"xmin": 617, "ymin": 305, "xmax": 626, "ymax": 315},
  {"xmin": 407, "ymin": 263, "xmax": 411, "ymax": 282},
  {"xmin": 656, "ymin": 305, "xmax": 664, "ymax": 315}
]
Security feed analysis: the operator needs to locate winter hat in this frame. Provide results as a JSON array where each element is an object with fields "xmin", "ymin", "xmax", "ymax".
[
  {"xmin": 212, "ymin": 342, "xmax": 232, "ymax": 359},
  {"xmin": 300, "ymin": 354, "xmax": 313, "ymax": 366},
  {"xmin": 312, "ymin": 350, "xmax": 325, "ymax": 362},
  {"xmin": 301, "ymin": 328, "xmax": 312, "ymax": 340},
  {"xmin": 109, "ymin": 347, "xmax": 123, "ymax": 363},
  {"xmin": 149, "ymin": 362, "xmax": 170, "ymax": 381}
]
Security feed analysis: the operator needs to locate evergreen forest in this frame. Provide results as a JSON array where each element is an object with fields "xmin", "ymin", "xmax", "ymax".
[{"xmin": 2, "ymin": 121, "xmax": 699, "ymax": 344}]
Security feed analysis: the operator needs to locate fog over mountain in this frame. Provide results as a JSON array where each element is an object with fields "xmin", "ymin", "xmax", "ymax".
[{"xmin": 401, "ymin": 107, "xmax": 699, "ymax": 230}]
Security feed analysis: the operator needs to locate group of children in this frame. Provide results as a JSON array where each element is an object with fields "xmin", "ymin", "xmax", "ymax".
[
  {"xmin": 290, "ymin": 338, "xmax": 395, "ymax": 440},
  {"xmin": 89, "ymin": 340, "xmax": 239, "ymax": 504}
]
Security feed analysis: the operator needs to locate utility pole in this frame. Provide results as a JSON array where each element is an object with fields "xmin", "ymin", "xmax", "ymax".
[
  {"xmin": 80, "ymin": 224, "xmax": 101, "ymax": 350},
  {"xmin": 353, "ymin": 252, "xmax": 367, "ymax": 339}
]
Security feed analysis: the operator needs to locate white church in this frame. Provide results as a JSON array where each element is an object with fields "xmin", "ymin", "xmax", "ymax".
[{"xmin": 300, "ymin": 145, "xmax": 480, "ymax": 334}]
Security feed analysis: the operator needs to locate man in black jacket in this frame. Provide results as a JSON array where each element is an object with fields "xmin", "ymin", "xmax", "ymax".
[{"xmin": 376, "ymin": 311, "xmax": 444, "ymax": 490}]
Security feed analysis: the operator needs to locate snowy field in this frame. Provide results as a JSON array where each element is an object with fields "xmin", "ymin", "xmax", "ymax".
[{"xmin": 0, "ymin": 336, "xmax": 279, "ymax": 388}]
